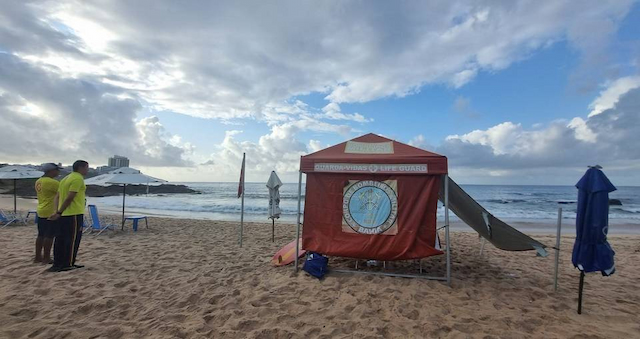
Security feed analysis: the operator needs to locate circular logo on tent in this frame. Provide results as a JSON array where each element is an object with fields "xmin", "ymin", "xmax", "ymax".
[{"xmin": 343, "ymin": 180, "xmax": 398, "ymax": 234}]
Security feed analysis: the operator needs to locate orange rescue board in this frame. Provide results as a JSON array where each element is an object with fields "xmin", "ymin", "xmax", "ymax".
[{"xmin": 272, "ymin": 239, "xmax": 306, "ymax": 266}]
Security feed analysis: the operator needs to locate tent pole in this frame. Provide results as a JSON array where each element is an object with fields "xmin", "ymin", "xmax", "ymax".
[
  {"xmin": 554, "ymin": 207, "xmax": 563, "ymax": 292},
  {"xmin": 578, "ymin": 271, "xmax": 585, "ymax": 314},
  {"xmin": 294, "ymin": 169, "xmax": 302, "ymax": 272},
  {"xmin": 121, "ymin": 185, "xmax": 126, "ymax": 230},
  {"xmin": 13, "ymin": 179, "xmax": 17, "ymax": 214},
  {"xmin": 444, "ymin": 174, "xmax": 451, "ymax": 286}
]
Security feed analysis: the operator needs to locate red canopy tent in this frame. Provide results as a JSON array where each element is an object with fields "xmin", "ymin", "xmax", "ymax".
[{"xmin": 293, "ymin": 133, "xmax": 452, "ymax": 282}]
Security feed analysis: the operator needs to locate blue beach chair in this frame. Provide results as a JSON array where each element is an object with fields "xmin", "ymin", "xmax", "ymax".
[
  {"xmin": 86, "ymin": 205, "xmax": 117, "ymax": 235},
  {"xmin": 0, "ymin": 210, "xmax": 19, "ymax": 228}
]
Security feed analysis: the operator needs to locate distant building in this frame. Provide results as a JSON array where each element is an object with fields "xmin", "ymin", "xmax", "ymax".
[{"xmin": 108, "ymin": 155, "xmax": 130, "ymax": 168}]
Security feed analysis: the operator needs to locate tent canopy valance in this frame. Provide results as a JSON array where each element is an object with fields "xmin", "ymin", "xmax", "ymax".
[{"xmin": 300, "ymin": 134, "xmax": 447, "ymax": 175}]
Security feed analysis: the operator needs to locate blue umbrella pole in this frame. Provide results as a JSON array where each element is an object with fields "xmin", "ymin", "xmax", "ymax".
[{"xmin": 578, "ymin": 271, "xmax": 585, "ymax": 314}]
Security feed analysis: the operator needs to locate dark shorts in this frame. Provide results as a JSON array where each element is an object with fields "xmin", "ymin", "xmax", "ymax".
[{"xmin": 37, "ymin": 216, "xmax": 58, "ymax": 239}]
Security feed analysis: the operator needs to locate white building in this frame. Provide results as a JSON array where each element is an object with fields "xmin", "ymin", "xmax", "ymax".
[{"xmin": 108, "ymin": 155, "xmax": 130, "ymax": 168}]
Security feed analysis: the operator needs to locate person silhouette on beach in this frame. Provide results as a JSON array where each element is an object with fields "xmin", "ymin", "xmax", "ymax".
[
  {"xmin": 34, "ymin": 163, "xmax": 61, "ymax": 264},
  {"xmin": 48, "ymin": 160, "xmax": 88, "ymax": 272}
]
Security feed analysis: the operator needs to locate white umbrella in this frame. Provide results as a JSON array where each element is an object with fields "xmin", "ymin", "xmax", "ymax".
[
  {"xmin": 85, "ymin": 167, "xmax": 165, "ymax": 227},
  {"xmin": 266, "ymin": 171, "xmax": 282, "ymax": 242},
  {"xmin": 0, "ymin": 166, "xmax": 44, "ymax": 214}
]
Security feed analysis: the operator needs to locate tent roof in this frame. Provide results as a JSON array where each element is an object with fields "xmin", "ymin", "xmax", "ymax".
[
  {"xmin": 85, "ymin": 167, "xmax": 166, "ymax": 186},
  {"xmin": 301, "ymin": 133, "xmax": 447, "ymax": 174},
  {"xmin": 0, "ymin": 166, "xmax": 44, "ymax": 179}
]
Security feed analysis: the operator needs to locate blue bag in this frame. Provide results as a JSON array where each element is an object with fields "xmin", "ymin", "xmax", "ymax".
[{"xmin": 302, "ymin": 252, "xmax": 328, "ymax": 279}]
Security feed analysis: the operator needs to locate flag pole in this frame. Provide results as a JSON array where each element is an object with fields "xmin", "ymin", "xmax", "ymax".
[{"xmin": 239, "ymin": 153, "xmax": 246, "ymax": 247}]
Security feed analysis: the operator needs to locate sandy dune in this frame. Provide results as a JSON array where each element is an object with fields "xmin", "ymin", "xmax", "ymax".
[{"xmin": 1, "ymin": 213, "xmax": 639, "ymax": 338}]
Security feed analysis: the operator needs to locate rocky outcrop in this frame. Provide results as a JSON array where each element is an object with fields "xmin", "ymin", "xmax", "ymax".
[
  {"xmin": 609, "ymin": 199, "xmax": 623, "ymax": 206},
  {"xmin": 87, "ymin": 184, "xmax": 198, "ymax": 197}
]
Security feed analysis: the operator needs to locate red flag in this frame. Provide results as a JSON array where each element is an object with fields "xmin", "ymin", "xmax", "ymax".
[{"xmin": 238, "ymin": 153, "xmax": 245, "ymax": 198}]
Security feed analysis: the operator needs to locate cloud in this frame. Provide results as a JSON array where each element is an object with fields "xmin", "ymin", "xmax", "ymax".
[
  {"xmin": 0, "ymin": 53, "xmax": 192, "ymax": 167},
  {"xmin": 2, "ymin": 1, "xmax": 635, "ymax": 121},
  {"xmin": 0, "ymin": 1, "xmax": 637, "ymax": 183},
  {"xmin": 439, "ymin": 84, "xmax": 640, "ymax": 175},
  {"xmin": 321, "ymin": 103, "xmax": 371, "ymax": 123},
  {"xmin": 588, "ymin": 75, "xmax": 640, "ymax": 117}
]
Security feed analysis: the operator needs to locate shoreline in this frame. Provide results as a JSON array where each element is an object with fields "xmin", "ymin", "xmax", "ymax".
[{"xmin": 3, "ymin": 194, "xmax": 638, "ymax": 236}]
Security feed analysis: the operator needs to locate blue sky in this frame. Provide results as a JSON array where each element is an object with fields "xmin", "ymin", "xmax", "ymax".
[{"xmin": 1, "ymin": 1, "xmax": 639, "ymax": 185}]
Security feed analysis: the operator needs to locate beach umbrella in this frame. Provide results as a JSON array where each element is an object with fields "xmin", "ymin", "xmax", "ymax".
[
  {"xmin": 266, "ymin": 171, "xmax": 282, "ymax": 242},
  {"xmin": 0, "ymin": 166, "xmax": 44, "ymax": 214},
  {"xmin": 572, "ymin": 166, "xmax": 616, "ymax": 314},
  {"xmin": 85, "ymin": 167, "xmax": 165, "ymax": 227}
]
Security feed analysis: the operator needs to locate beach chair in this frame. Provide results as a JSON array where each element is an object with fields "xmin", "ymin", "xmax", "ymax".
[
  {"xmin": 25, "ymin": 210, "xmax": 38, "ymax": 224},
  {"xmin": 123, "ymin": 215, "xmax": 148, "ymax": 232},
  {"xmin": 0, "ymin": 210, "xmax": 19, "ymax": 228},
  {"xmin": 86, "ymin": 205, "xmax": 117, "ymax": 235}
]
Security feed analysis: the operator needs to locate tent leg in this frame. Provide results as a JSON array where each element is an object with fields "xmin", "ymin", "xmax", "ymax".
[
  {"xmin": 554, "ymin": 208, "xmax": 563, "ymax": 292},
  {"xmin": 444, "ymin": 174, "xmax": 451, "ymax": 286},
  {"xmin": 479, "ymin": 238, "xmax": 486, "ymax": 256},
  {"xmin": 294, "ymin": 170, "xmax": 302, "ymax": 272},
  {"xmin": 121, "ymin": 185, "xmax": 126, "ymax": 230},
  {"xmin": 578, "ymin": 271, "xmax": 585, "ymax": 314}
]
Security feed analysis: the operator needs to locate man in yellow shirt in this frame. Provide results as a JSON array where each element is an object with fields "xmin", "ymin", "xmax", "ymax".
[
  {"xmin": 49, "ymin": 160, "xmax": 88, "ymax": 272},
  {"xmin": 34, "ymin": 163, "xmax": 61, "ymax": 264}
]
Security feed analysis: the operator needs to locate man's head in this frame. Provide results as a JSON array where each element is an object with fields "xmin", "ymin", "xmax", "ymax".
[
  {"xmin": 72, "ymin": 160, "xmax": 89, "ymax": 176},
  {"xmin": 40, "ymin": 163, "xmax": 61, "ymax": 178}
]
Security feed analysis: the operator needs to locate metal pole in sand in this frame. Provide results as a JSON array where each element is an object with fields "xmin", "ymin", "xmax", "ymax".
[
  {"xmin": 444, "ymin": 174, "xmax": 451, "ymax": 286},
  {"xmin": 121, "ymin": 184, "xmax": 126, "ymax": 230},
  {"xmin": 578, "ymin": 271, "xmax": 585, "ymax": 314},
  {"xmin": 554, "ymin": 207, "xmax": 562, "ymax": 292},
  {"xmin": 13, "ymin": 179, "xmax": 17, "ymax": 214},
  {"xmin": 294, "ymin": 169, "xmax": 302, "ymax": 272}
]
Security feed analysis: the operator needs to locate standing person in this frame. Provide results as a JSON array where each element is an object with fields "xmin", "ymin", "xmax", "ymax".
[
  {"xmin": 48, "ymin": 160, "xmax": 88, "ymax": 272},
  {"xmin": 34, "ymin": 163, "xmax": 61, "ymax": 264}
]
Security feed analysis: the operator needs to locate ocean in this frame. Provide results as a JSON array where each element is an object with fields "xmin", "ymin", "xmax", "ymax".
[{"xmin": 88, "ymin": 182, "xmax": 640, "ymax": 224}]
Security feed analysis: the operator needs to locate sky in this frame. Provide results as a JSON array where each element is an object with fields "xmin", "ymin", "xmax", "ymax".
[{"xmin": 0, "ymin": 1, "xmax": 639, "ymax": 185}]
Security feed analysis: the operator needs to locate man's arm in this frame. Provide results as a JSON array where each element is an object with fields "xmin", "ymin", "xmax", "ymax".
[
  {"xmin": 51, "ymin": 192, "xmax": 60, "ymax": 218},
  {"xmin": 49, "ymin": 192, "xmax": 76, "ymax": 220}
]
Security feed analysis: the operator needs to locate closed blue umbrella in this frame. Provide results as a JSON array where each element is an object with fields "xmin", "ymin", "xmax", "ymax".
[{"xmin": 572, "ymin": 166, "xmax": 616, "ymax": 314}]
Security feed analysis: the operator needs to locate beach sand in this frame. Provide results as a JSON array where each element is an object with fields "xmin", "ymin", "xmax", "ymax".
[{"xmin": 1, "ymin": 208, "xmax": 640, "ymax": 339}]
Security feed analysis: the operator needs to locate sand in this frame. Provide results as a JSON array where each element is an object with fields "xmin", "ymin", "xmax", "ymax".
[{"xmin": 1, "ymin": 206, "xmax": 640, "ymax": 339}]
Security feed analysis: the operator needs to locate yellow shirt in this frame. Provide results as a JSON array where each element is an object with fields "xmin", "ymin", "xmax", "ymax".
[
  {"xmin": 58, "ymin": 172, "xmax": 86, "ymax": 216},
  {"xmin": 35, "ymin": 177, "xmax": 59, "ymax": 217}
]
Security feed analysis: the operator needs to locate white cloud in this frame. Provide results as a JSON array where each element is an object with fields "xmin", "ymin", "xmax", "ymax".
[
  {"xmin": 0, "ymin": 1, "xmax": 638, "ymax": 184},
  {"xmin": 439, "ymin": 83, "xmax": 640, "ymax": 182},
  {"xmin": 588, "ymin": 76, "xmax": 640, "ymax": 117},
  {"xmin": 3, "ymin": 1, "xmax": 635, "ymax": 121},
  {"xmin": 321, "ymin": 103, "xmax": 371, "ymax": 123},
  {"xmin": 408, "ymin": 134, "xmax": 430, "ymax": 150},
  {"xmin": 0, "ymin": 53, "xmax": 192, "ymax": 167}
]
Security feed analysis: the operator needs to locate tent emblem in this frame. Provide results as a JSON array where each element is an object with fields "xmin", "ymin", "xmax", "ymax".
[{"xmin": 342, "ymin": 180, "xmax": 398, "ymax": 235}]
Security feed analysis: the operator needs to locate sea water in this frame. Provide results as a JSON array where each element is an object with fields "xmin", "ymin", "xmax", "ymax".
[{"xmin": 88, "ymin": 183, "xmax": 640, "ymax": 224}]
